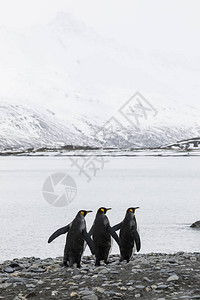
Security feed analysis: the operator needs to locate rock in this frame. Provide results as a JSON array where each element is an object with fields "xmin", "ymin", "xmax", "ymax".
[
  {"xmin": 72, "ymin": 268, "xmax": 80, "ymax": 276},
  {"xmin": 165, "ymin": 269, "xmax": 175, "ymax": 274},
  {"xmin": 70, "ymin": 292, "xmax": 79, "ymax": 298},
  {"xmin": 157, "ymin": 284, "xmax": 168, "ymax": 289},
  {"xmin": 190, "ymin": 256, "xmax": 197, "ymax": 262},
  {"xmin": 94, "ymin": 266, "xmax": 103, "ymax": 272},
  {"xmin": 168, "ymin": 259, "xmax": 176, "ymax": 264},
  {"xmin": 104, "ymin": 291, "xmax": 116, "ymax": 297},
  {"xmin": 0, "ymin": 283, "xmax": 12, "ymax": 289},
  {"xmin": 4, "ymin": 266, "xmax": 14, "ymax": 273},
  {"xmin": 126, "ymin": 281, "xmax": 134, "ymax": 286},
  {"xmin": 26, "ymin": 291, "xmax": 36, "ymax": 298},
  {"xmin": 82, "ymin": 295, "xmax": 98, "ymax": 300},
  {"xmin": 135, "ymin": 285, "xmax": 145, "ymax": 289},
  {"xmin": 98, "ymin": 269, "xmax": 109, "ymax": 274},
  {"xmin": 191, "ymin": 221, "xmax": 200, "ymax": 228},
  {"xmin": 145, "ymin": 286, "xmax": 151, "ymax": 292},
  {"xmin": 26, "ymin": 284, "xmax": 36, "ymax": 288},
  {"xmin": 37, "ymin": 280, "xmax": 44, "ymax": 284},
  {"xmin": 69, "ymin": 285, "xmax": 79, "ymax": 290},
  {"xmin": 112, "ymin": 282, "xmax": 122, "ymax": 287},
  {"xmin": 10, "ymin": 263, "xmax": 20, "ymax": 269},
  {"xmin": 94, "ymin": 287, "xmax": 104, "ymax": 293},
  {"xmin": 110, "ymin": 270, "xmax": 119, "ymax": 274},
  {"xmin": 7, "ymin": 277, "xmax": 26, "ymax": 284},
  {"xmin": 151, "ymin": 285, "xmax": 158, "ymax": 290},
  {"xmin": 112, "ymin": 293, "xmax": 123, "ymax": 297},
  {"xmin": 51, "ymin": 291, "xmax": 58, "ymax": 296},
  {"xmin": 143, "ymin": 276, "xmax": 153, "ymax": 282},
  {"xmin": 0, "ymin": 253, "xmax": 200, "ymax": 300},
  {"xmin": 73, "ymin": 275, "xmax": 82, "ymax": 280},
  {"xmin": 66, "ymin": 281, "xmax": 76, "ymax": 286},
  {"xmin": 133, "ymin": 264, "xmax": 141, "ymax": 269},
  {"xmin": 109, "ymin": 261, "xmax": 119, "ymax": 266},
  {"xmin": 80, "ymin": 290, "xmax": 94, "ymax": 296},
  {"xmin": 167, "ymin": 274, "xmax": 179, "ymax": 281},
  {"xmin": 28, "ymin": 266, "xmax": 45, "ymax": 273},
  {"xmin": 132, "ymin": 269, "xmax": 139, "ymax": 273}
]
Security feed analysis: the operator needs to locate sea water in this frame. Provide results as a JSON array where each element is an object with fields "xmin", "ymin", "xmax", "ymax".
[{"xmin": 0, "ymin": 156, "xmax": 199, "ymax": 261}]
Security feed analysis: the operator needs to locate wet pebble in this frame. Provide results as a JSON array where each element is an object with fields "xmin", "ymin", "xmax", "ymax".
[
  {"xmin": 0, "ymin": 252, "xmax": 199, "ymax": 299},
  {"xmin": 167, "ymin": 274, "xmax": 179, "ymax": 282}
]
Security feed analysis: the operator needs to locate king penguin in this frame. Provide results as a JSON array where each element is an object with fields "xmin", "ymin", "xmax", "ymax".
[
  {"xmin": 89, "ymin": 207, "xmax": 120, "ymax": 266},
  {"xmin": 48, "ymin": 210, "xmax": 94, "ymax": 268},
  {"xmin": 113, "ymin": 207, "xmax": 141, "ymax": 263}
]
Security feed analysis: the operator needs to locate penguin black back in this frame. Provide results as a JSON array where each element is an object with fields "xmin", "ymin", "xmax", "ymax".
[
  {"xmin": 48, "ymin": 210, "xmax": 94, "ymax": 268},
  {"xmin": 91, "ymin": 207, "xmax": 120, "ymax": 266},
  {"xmin": 64, "ymin": 210, "xmax": 87, "ymax": 267},
  {"xmin": 113, "ymin": 207, "xmax": 141, "ymax": 263}
]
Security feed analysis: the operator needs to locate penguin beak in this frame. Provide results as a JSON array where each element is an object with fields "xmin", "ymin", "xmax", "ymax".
[
  {"xmin": 106, "ymin": 208, "xmax": 112, "ymax": 211},
  {"xmin": 134, "ymin": 207, "xmax": 140, "ymax": 210},
  {"xmin": 86, "ymin": 210, "xmax": 92, "ymax": 214}
]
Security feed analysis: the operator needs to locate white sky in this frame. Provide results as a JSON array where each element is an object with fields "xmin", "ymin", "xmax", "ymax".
[
  {"xmin": 0, "ymin": 0, "xmax": 199, "ymax": 108},
  {"xmin": 0, "ymin": 0, "xmax": 200, "ymax": 57}
]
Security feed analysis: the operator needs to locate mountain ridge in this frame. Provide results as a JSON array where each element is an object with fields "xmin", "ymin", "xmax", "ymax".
[{"xmin": 0, "ymin": 13, "xmax": 200, "ymax": 151}]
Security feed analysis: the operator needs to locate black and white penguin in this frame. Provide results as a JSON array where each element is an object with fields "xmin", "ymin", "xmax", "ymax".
[
  {"xmin": 48, "ymin": 210, "xmax": 94, "ymax": 268},
  {"xmin": 90, "ymin": 207, "xmax": 120, "ymax": 266},
  {"xmin": 113, "ymin": 207, "xmax": 141, "ymax": 262}
]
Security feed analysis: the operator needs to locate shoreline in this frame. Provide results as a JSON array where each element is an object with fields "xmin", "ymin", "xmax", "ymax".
[
  {"xmin": 1, "ymin": 148, "xmax": 200, "ymax": 157},
  {"xmin": 1, "ymin": 252, "xmax": 200, "ymax": 300}
]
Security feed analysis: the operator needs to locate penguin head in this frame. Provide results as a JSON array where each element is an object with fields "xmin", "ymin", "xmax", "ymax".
[
  {"xmin": 127, "ymin": 207, "xmax": 139, "ymax": 214},
  {"xmin": 79, "ymin": 210, "xmax": 92, "ymax": 217},
  {"xmin": 97, "ymin": 207, "xmax": 111, "ymax": 214}
]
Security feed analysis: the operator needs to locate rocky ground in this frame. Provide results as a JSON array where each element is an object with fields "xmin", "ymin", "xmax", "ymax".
[{"xmin": 0, "ymin": 253, "xmax": 200, "ymax": 300}]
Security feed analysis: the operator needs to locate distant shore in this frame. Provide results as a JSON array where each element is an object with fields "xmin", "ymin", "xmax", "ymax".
[
  {"xmin": 1, "ymin": 148, "xmax": 200, "ymax": 157},
  {"xmin": 1, "ymin": 252, "xmax": 200, "ymax": 300}
]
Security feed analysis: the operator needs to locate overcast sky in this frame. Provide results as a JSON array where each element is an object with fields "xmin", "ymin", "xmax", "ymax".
[
  {"xmin": 0, "ymin": 0, "xmax": 199, "ymax": 108},
  {"xmin": 0, "ymin": 0, "xmax": 200, "ymax": 58}
]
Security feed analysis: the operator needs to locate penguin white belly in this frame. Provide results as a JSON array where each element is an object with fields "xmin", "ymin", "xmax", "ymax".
[
  {"xmin": 83, "ymin": 241, "xmax": 86, "ymax": 252},
  {"xmin": 131, "ymin": 225, "xmax": 140, "ymax": 258},
  {"xmin": 109, "ymin": 236, "xmax": 113, "ymax": 255}
]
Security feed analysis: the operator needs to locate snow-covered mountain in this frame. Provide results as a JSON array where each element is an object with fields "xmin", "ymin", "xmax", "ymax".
[{"xmin": 0, "ymin": 12, "xmax": 200, "ymax": 151}]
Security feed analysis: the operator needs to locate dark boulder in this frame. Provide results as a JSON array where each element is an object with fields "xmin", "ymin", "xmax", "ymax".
[{"xmin": 190, "ymin": 221, "xmax": 200, "ymax": 228}]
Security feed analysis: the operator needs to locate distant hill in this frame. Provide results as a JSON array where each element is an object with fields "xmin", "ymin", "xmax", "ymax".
[
  {"xmin": 164, "ymin": 137, "xmax": 200, "ymax": 150},
  {"xmin": 0, "ymin": 13, "xmax": 200, "ymax": 151}
]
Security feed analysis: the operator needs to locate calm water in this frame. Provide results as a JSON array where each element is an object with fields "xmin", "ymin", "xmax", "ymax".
[{"xmin": 0, "ymin": 156, "xmax": 199, "ymax": 261}]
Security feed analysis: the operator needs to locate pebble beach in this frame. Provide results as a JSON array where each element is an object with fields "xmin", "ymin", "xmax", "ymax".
[{"xmin": 1, "ymin": 252, "xmax": 200, "ymax": 300}]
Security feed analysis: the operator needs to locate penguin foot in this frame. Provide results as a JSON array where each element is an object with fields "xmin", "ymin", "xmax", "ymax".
[
  {"xmin": 104, "ymin": 260, "xmax": 111, "ymax": 265},
  {"xmin": 63, "ymin": 261, "xmax": 69, "ymax": 267},
  {"xmin": 95, "ymin": 260, "xmax": 101, "ymax": 266},
  {"xmin": 69, "ymin": 257, "xmax": 74, "ymax": 268}
]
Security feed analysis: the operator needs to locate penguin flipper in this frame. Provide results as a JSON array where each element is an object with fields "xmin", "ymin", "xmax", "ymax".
[
  {"xmin": 88, "ymin": 225, "xmax": 94, "ymax": 237},
  {"xmin": 107, "ymin": 225, "xmax": 121, "ymax": 246},
  {"xmin": 82, "ymin": 229, "xmax": 95, "ymax": 255},
  {"xmin": 112, "ymin": 222, "xmax": 122, "ymax": 231},
  {"xmin": 48, "ymin": 224, "xmax": 71, "ymax": 243},
  {"xmin": 133, "ymin": 230, "xmax": 141, "ymax": 252}
]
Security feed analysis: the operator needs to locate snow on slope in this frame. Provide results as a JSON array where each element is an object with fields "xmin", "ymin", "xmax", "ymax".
[
  {"xmin": 0, "ymin": 100, "xmax": 97, "ymax": 151},
  {"xmin": 0, "ymin": 12, "xmax": 200, "ymax": 151}
]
